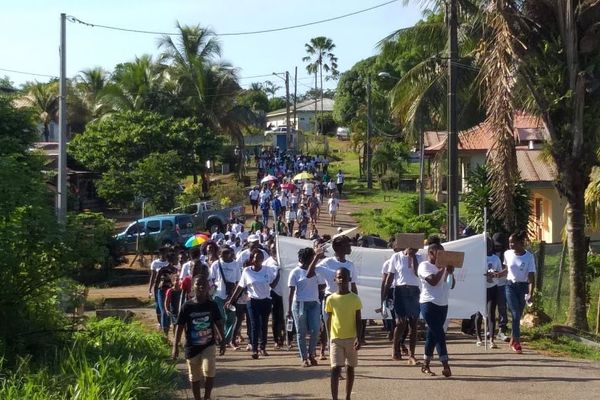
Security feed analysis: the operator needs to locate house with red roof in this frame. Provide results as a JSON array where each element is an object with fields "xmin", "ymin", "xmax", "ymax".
[{"xmin": 423, "ymin": 113, "xmax": 566, "ymax": 242}]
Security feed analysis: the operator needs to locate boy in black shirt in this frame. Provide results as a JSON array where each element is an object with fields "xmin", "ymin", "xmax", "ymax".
[{"xmin": 173, "ymin": 275, "xmax": 226, "ymax": 400}]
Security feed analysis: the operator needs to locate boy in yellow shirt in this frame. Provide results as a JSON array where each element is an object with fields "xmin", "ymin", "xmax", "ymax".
[{"xmin": 325, "ymin": 267, "xmax": 362, "ymax": 400}]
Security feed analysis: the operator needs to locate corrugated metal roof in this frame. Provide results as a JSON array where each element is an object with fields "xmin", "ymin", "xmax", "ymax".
[{"xmin": 516, "ymin": 148, "xmax": 556, "ymax": 182}]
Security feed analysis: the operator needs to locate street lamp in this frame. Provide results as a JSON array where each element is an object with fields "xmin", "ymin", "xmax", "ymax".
[{"xmin": 378, "ymin": 71, "xmax": 426, "ymax": 215}]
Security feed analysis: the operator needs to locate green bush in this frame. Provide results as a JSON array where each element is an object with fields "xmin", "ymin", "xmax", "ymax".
[
  {"xmin": 65, "ymin": 212, "xmax": 119, "ymax": 271},
  {"xmin": 0, "ymin": 318, "xmax": 176, "ymax": 400},
  {"xmin": 355, "ymin": 194, "xmax": 445, "ymax": 238}
]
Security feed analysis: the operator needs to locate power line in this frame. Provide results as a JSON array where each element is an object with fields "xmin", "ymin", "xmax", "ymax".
[
  {"xmin": 66, "ymin": 0, "xmax": 399, "ymax": 37},
  {"xmin": 0, "ymin": 67, "xmax": 58, "ymax": 79}
]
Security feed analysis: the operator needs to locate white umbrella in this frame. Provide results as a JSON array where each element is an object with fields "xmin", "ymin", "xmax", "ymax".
[{"xmin": 260, "ymin": 175, "xmax": 277, "ymax": 184}]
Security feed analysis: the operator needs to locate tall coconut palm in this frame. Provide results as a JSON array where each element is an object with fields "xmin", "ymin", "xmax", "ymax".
[
  {"xmin": 303, "ymin": 36, "xmax": 339, "ymax": 134},
  {"xmin": 22, "ymin": 81, "xmax": 59, "ymax": 141},
  {"xmin": 476, "ymin": 0, "xmax": 600, "ymax": 330},
  {"xmin": 74, "ymin": 67, "xmax": 110, "ymax": 119},
  {"xmin": 159, "ymin": 23, "xmax": 257, "ymax": 182},
  {"xmin": 105, "ymin": 55, "xmax": 167, "ymax": 113}
]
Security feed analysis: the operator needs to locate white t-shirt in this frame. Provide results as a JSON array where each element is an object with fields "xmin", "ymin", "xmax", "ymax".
[
  {"xmin": 238, "ymin": 266, "xmax": 276, "ymax": 299},
  {"xmin": 504, "ymin": 250, "xmax": 536, "ymax": 283},
  {"xmin": 316, "ymin": 257, "xmax": 356, "ymax": 294},
  {"xmin": 303, "ymin": 182, "xmax": 314, "ymax": 196},
  {"xmin": 151, "ymin": 259, "xmax": 169, "ymax": 272},
  {"xmin": 279, "ymin": 194, "xmax": 289, "ymax": 207},
  {"xmin": 249, "ymin": 189, "xmax": 259, "ymax": 201},
  {"xmin": 290, "ymin": 193, "xmax": 298, "ymax": 204},
  {"xmin": 418, "ymin": 261, "xmax": 450, "ymax": 306},
  {"xmin": 495, "ymin": 252, "xmax": 507, "ymax": 286},
  {"xmin": 285, "ymin": 210, "xmax": 296, "ymax": 222},
  {"xmin": 486, "ymin": 254, "xmax": 503, "ymax": 288},
  {"xmin": 327, "ymin": 181, "xmax": 336, "ymax": 190},
  {"xmin": 231, "ymin": 223, "xmax": 243, "ymax": 234},
  {"xmin": 288, "ymin": 265, "xmax": 320, "ymax": 302},
  {"xmin": 259, "ymin": 190, "xmax": 271, "ymax": 203},
  {"xmin": 179, "ymin": 260, "xmax": 193, "ymax": 279},
  {"xmin": 264, "ymin": 257, "xmax": 282, "ymax": 296},
  {"xmin": 336, "ymin": 173, "xmax": 344, "ymax": 184},
  {"xmin": 209, "ymin": 259, "xmax": 242, "ymax": 300},
  {"xmin": 385, "ymin": 252, "xmax": 422, "ymax": 287},
  {"xmin": 211, "ymin": 232, "xmax": 224, "ymax": 241},
  {"xmin": 328, "ymin": 197, "xmax": 339, "ymax": 213}
]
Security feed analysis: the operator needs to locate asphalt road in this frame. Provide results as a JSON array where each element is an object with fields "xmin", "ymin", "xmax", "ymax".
[{"xmin": 173, "ymin": 323, "xmax": 600, "ymax": 400}]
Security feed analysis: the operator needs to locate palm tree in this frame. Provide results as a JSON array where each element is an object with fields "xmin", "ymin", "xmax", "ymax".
[
  {"xmin": 22, "ymin": 81, "xmax": 59, "ymax": 141},
  {"xmin": 105, "ymin": 55, "xmax": 167, "ymax": 113},
  {"xmin": 262, "ymin": 80, "xmax": 280, "ymax": 99},
  {"xmin": 303, "ymin": 36, "xmax": 339, "ymax": 134},
  {"xmin": 158, "ymin": 23, "xmax": 257, "ymax": 183}
]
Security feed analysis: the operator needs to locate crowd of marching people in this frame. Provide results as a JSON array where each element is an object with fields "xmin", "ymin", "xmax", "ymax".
[{"xmin": 144, "ymin": 146, "xmax": 536, "ymax": 400}]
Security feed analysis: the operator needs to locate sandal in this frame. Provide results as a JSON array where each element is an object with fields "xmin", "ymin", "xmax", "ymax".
[
  {"xmin": 302, "ymin": 359, "xmax": 311, "ymax": 367},
  {"xmin": 251, "ymin": 352, "xmax": 259, "ymax": 359},
  {"xmin": 407, "ymin": 356, "xmax": 421, "ymax": 366},
  {"xmin": 401, "ymin": 345, "xmax": 409, "ymax": 356},
  {"xmin": 421, "ymin": 366, "xmax": 436, "ymax": 376}
]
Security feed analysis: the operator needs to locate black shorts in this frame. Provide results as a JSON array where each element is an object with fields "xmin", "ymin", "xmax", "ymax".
[{"xmin": 250, "ymin": 199, "xmax": 258, "ymax": 206}]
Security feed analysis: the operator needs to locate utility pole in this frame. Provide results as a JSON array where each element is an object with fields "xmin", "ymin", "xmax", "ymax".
[
  {"xmin": 314, "ymin": 72, "xmax": 318, "ymax": 134},
  {"xmin": 293, "ymin": 66, "xmax": 298, "ymax": 150},
  {"xmin": 58, "ymin": 13, "xmax": 68, "ymax": 225},
  {"xmin": 419, "ymin": 126, "xmax": 426, "ymax": 215},
  {"xmin": 366, "ymin": 75, "xmax": 373, "ymax": 189},
  {"xmin": 285, "ymin": 71, "xmax": 291, "ymax": 150},
  {"xmin": 447, "ymin": 0, "xmax": 459, "ymax": 240}
]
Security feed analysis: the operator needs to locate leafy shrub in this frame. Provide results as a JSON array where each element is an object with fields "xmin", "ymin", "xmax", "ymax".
[
  {"xmin": 355, "ymin": 194, "xmax": 445, "ymax": 238},
  {"xmin": 65, "ymin": 212, "xmax": 119, "ymax": 271},
  {"xmin": 0, "ymin": 318, "xmax": 176, "ymax": 400}
]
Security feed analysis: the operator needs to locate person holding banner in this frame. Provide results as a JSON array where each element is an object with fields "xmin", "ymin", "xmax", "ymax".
[
  {"xmin": 287, "ymin": 247, "xmax": 325, "ymax": 367},
  {"xmin": 384, "ymin": 246, "xmax": 423, "ymax": 364},
  {"xmin": 499, "ymin": 231, "xmax": 536, "ymax": 354},
  {"xmin": 417, "ymin": 243, "xmax": 455, "ymax": 377}
]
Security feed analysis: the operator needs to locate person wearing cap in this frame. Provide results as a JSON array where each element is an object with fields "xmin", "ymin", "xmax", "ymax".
[{"xmin": 236, "ymin": 234, "xmax": 269, "ymax": 267}]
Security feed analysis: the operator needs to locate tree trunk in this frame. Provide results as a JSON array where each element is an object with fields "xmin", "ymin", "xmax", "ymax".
[{"xmin": 564, "ymin": 175, "xmax": 590, "ymax": 331}]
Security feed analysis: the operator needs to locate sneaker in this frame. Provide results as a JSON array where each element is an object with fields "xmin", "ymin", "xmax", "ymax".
[
  {"xmin": 490, "ymin": 342, "xmax": 498, "ymax": 349},
  {"xmin": 498, "ymin": 332, "xmax": 510, "ymax": 342},
  {"xmin": 476, "ymin": 340, "xmax": 483, "ymax": 347},
  {"xmin": 511, "ymin": 342, "xmax": 522, "ymax": 354}
]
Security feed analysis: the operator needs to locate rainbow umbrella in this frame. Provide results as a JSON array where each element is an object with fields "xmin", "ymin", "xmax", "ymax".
[{"xmin": 185, "ymin": 233, "xmax": 210, "ymax": 248}]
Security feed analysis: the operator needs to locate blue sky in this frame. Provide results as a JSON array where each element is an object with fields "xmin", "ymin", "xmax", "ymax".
[{"xmin": 1, "ymin": 0, "xmax": 424, "ymax": 95}]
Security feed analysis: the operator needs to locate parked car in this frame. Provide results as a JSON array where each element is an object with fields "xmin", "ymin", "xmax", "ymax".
[
  {"xmin": 172, "ymin": 200, "xmax": 245, "ymax": 233},
  {"xmin": 336, "ymin": 127, "xmax": 350, "ymax": 140},
  {"xmin": 357, "ymin": 235, "xmax": 389, "ymax": 249},
  {"xmin": 114, "ymin": 214, "xmax": 195, "ymax": 254}
]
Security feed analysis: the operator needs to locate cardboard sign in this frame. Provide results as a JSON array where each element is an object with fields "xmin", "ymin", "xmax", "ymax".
[
  {"xmin": 394, "ymin": 233, "xmax": 425, "ymax": 250},
  {"xmin": 435, "ymin": 250, "xmax": 465, "ymax": 268}
]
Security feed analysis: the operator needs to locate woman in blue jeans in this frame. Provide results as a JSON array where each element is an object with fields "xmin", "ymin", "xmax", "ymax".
[
  {"xmin": 499, "ymin": 231, "xmax": 536, "ymax": 354},
  {"xmin": 417, "ymin": 243, "xmax": 455, "ymax": 377},
  {"xmin": 226, "ymin": 249, "xmax": 280, "ymax": 359},
  {"xmin": 287, "ymin": 247, "xmax": 324, "ymax": 367}
]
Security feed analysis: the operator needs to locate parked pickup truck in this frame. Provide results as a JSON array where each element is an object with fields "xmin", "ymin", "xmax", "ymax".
[
  {"xmin": 114, "ymin": 214, "xmax": 195, "ymax": 254},
  {"xmin": 172, "ymin": 201, "xmax": 245, "ymax": 233}
]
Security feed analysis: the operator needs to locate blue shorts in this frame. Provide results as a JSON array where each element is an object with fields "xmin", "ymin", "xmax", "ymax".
[{"xmin": 393, "ymin": 285, "xmax": 420, "ymax": 318}]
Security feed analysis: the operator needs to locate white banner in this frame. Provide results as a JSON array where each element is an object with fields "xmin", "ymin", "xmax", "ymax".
[{"xmin": 276, "ymin": 234, "xmax": 487, "ymax": 320}]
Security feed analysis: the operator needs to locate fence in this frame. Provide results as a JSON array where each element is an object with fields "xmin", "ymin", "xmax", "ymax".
[{"xmin": 533, "ymin": 240, "xmax": 600, "ymax": 333}]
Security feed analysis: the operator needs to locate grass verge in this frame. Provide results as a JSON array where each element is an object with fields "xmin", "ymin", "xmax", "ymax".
[
  {"xmin": 0, "ymin": 318, "xmax": 177, "ymax": 400},
  {"xmin": 522, "ymin": 324, "xmax": 600, "ymax": 361}
]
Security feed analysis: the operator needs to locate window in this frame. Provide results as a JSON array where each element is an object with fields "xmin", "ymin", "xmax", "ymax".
[
  {"xmin": 162, "ymin": 220, "xmax": 174, "ymax": 232},
  {"xmin": 126, "ymin": 224, "xmax": 139, "ymax": 236},
  {"xmin": 176, "ymin": 215, "xmax": 193, "ymax": 229},
  {"xmin": 146, "ymin": 220, "xmax": 161, "ymax": 233},
  {"xmin": 184, "ymin": 205, "xmax": 197, "ymax": 214}
]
